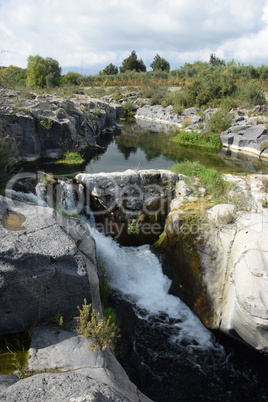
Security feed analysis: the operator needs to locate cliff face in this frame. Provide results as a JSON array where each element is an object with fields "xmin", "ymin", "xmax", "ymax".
[
  {"xmin": 0, "ymin": 89, "xmax": 122, "ymax": 161},
  {"xmin": 156, "ymin": 174, "xmax": 268, "ymax": 354}
]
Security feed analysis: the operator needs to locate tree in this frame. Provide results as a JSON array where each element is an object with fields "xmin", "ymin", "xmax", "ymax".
[
  {"xmin": 26, "ymin": 55, "xmax": 61, "ymax": 88},
  {"xmin": 44, "ymin": 57, "xmax": 62, "ymax": 87},
  {"xmin": 99, "ymin": 63, "xmax": 118, "ymax": 75},
  {"xmin": 119, "ymin": 50, "xmax": 146, "ymax": 73},
  {"xmin": 150, "ymin": 54, "xmax": 170, "ymax": 72},
  {"xmin": 209, "ymin": 53, "xmax": 225, "ymax": 66},
  {"xmin": 0, "ymin": 65, "xmax": 27, "ymax": 88},
  {"xmin": 61, "ymin": 71, "xmax": 83, "ymax": 85}
]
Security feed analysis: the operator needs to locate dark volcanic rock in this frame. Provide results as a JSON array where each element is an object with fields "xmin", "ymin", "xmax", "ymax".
[{"xmin": 0, "ymin": 195, "xmax": 95, "ymax": 334}]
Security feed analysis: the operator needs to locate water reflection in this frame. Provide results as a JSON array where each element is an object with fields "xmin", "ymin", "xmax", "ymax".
[
  {"xmin": 19, "ymin": 121, "xmax": 268, "ymax": 176},
  {"xmin": 218, "ymin": 148, "xmax": 268, "ymax": 173},
  {"xmin": 86, "ymin": 120, "xmax": 268, "ymax": 175}
]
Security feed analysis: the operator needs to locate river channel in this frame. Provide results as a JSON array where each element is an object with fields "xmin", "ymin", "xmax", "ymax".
[{"xmin": 2, "ymin": 120, "xmax": 268, "ymax": 401}]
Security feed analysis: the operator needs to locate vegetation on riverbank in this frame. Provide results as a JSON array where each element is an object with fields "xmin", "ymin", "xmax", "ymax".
[
  {"xmin": 57, "ymin": 151, "xmax": 85, "ymax": 165},
  {"xmin": 170, "ymin": 160, "xmax": 230, "ymax": 200},
  {"xmin": 1, "ymin": 52, "xmax": 267, "ymax": 111},
  {"xmin": 173, "ymin": 108, "xmax": 233, "ymax": 149}
]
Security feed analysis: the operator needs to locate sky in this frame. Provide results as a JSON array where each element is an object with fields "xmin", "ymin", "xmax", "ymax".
[{"xmin": 1, "ymin": 0, "xmax": 268, "ymax": 75}]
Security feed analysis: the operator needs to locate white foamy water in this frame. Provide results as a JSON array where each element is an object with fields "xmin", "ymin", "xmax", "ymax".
[
  {"xmin": 5, "ymin": 189, "xmax": 48, "ymax": 207},
  {"xmin": 10, "ymin": 184, "xmax": 221, "ymax": 351},
  {"xmin": 92, "ymin": 227, "xmax": 217, "ymax": 349}
]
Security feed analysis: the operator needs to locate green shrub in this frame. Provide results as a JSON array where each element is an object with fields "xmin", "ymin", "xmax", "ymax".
[
  {"xmin": 77, "ymin": 299, "xmax": 120, "ymax": 352},
  {"xmin": 57, "ymin": 151, "xmax": 85, "ymax": 165},
  {"xmin": 113, "ymin": 89, "xmax": 122, "ymax": 102},
  {"xmin": 141, "ymin": 81, "xmax": 168, "ymax": 105},
  {"xmin": 174, "ymin": 130, "xmax": 221, "ymax": 149},
  {"xmin": 236, "ymin": 81, "xmax": 266, "ymax": 107},
  {"xmin": 121, "ymin": 101, "xmax": 136, "ymax": 119},
  {"xmin": 38, "ymin": 116, "xmax": 52, "ymax": 130},
  {"xmin": 205, "ymin": 109, "xmax": 233, "ymax": 135}
]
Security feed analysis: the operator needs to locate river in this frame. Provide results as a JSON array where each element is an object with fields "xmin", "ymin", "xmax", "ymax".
[{"xmin": 2, "ymin": 120, "xmax": 268, "ymax": 401}]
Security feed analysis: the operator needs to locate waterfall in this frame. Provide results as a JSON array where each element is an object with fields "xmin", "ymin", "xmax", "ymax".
[
  {"xmin": 91, "ymin": 226, "xmax": 222, "ymax": 351},
  {"xmin": 31, "ymin": 179, "xmax": 223, "ymax": 352}
]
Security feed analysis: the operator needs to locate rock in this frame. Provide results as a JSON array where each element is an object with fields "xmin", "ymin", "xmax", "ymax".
[
  {"xmin": 181, "ymin": 107, "xmax": 197, "ymax": 116},
  {"xmin": 0, "ymin": 194, "xmax": 151, "ymax": 401},
  {"xmin": 0, "ymin": 375, "xmax": 18, "ymax": 391},
  {"xmin": 8, "ymin": 326, "xmax": 150, "ymax": 402},
  {"xmin": 0, "ymin": 371, "xmax": 150, "ymax": 401},
  {"xmin": 76, "ymin": 169, "xmax": 178, "ymax": 245},
  {"xmin": 220, "ymin": 213, "xmax": 268, "ymax": 350},
  {"xmin": 220, "ymin": 125, "xmax": 268, "ymax": 158},
  {"xmin": 156, "ymin": 174, "xmax": 268, "ymax": 353},
  {"xmin": 0, "ymin": 195, "xmax": 96, "ymax": 334},
  {"xmin": 135, "ymin": 117, "xmax": 177, "ymax": 133},
  {"xmin": 252, "ymin": 105, "xmax": 268, "ymax": 115},
  {"xmin": 0, "ymin": 90, "xmax": 123, "ymax": 161},
  {"xmin": 206, "ymin": 204, "xmax": 236, "ymax": 224},
  {"xmin": 135, "ymin": 104, "xmax": 182, "ymax": 126}
]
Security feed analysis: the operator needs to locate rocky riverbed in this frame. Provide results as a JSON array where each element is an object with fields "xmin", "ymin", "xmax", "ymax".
[{"xmin": 0, "ymin": 89, "xmax": 122, "ymax": 161}]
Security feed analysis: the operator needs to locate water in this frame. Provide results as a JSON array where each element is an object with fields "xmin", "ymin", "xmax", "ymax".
[
  {"xmin": 18, "ymin": 120, "xmax": 268, "ymax": 177},
  {"xmin": 91, "ymin": 226, "xmax": 268, "ymax": 402},
  {"xmin": 4, "ymin": 183, "xmax": 268, "ymax": 401},
  {"xmin": 4, "ymin": 121, "xmax": 268, "ymax": 399}
]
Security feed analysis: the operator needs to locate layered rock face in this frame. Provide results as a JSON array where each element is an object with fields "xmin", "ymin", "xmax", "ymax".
[
  {"xmin": 76, "ymin": 169, "xmax": 178, "ymax": 245},
  {"xmin": 135, "ymin": 105, "xmax": 203, "ymax": 130},
  {"xmin": 159, "ymin": 174, "xmax": 268, "ymax": 353},
  {"xmin": 221, "ymin": 125, "xmax": 268, "ymax": 159},
  {"xmin": 0, "ymin": 89, "xmax": 122, "ymax": 161}
]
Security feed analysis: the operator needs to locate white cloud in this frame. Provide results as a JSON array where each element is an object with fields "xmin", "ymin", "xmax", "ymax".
[{"xmin": 0, "ymin": 0, "xmax": 268, "ymax": 72}]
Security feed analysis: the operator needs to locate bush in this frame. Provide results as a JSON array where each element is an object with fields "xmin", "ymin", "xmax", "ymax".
[
  {"xmin": 77, "ymin": 299, "xmax": 120, "ymax": 352},
  {"xmin": 121, "ymin": 101, "xmax": 136, "ymax": 119},
  {"xmin": 61, "ymin": 72, "xmax": 83, "ymax": 86},
  {"xmin": 236, "ymin": 81, "xmax": 266, "ymax": 107},
  {"xmin": 205, "ymin": 109, "xmax": 233, "ymax": 135}
]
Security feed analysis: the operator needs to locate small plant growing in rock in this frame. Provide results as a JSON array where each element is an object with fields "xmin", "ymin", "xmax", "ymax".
[
  {"xmin": 127, "ymin": 219, "xmax": 140, "ymax": 235},
  {"xmin": 77, "ymin": 299, "xmax": 120, "ymax": 352},
  {"xmin": 38, "ymin": 116, "xmax": 52, "ymax": 130}
]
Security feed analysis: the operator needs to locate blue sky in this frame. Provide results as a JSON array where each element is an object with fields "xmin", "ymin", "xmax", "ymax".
[{"xmin": 1, "ymin": 0, "xmax": 268, "ymax": 75}]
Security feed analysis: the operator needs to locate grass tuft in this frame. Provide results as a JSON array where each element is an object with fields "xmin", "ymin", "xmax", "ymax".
[{"xmin": 57, "ymin": 151, "xmax": 85, "ymax": 165}]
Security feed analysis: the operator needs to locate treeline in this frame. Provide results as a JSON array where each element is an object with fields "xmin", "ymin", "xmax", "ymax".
[{"xmin": 0, "ymin": 52, "xmax": 267, "ymax": 110}]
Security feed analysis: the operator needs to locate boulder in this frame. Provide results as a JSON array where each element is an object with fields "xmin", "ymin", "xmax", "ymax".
[
  {"xmin": 220, "ymin": 125, "xmax": 268, "ymax": 158},
  {"xmin": 0, "ymin": 195, "xmax": 96, "ymax": 334},
  {"xmin": 0, "ymin": 326, "xmax": 150, "ymax": 402}
]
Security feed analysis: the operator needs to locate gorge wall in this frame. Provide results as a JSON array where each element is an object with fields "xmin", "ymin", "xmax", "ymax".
[{"xmin": 0, "ymin": 89, "xmax": 122, "ymax": 161}]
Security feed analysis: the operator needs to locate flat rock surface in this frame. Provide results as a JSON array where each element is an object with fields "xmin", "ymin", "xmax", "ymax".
[
  {"xmin": 0, "ymin": 195, "xmax": 94, "ymax": 333},
  {"xmin": 0, "ymin": 327, "xmax": 151, "ymax": 402}
]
